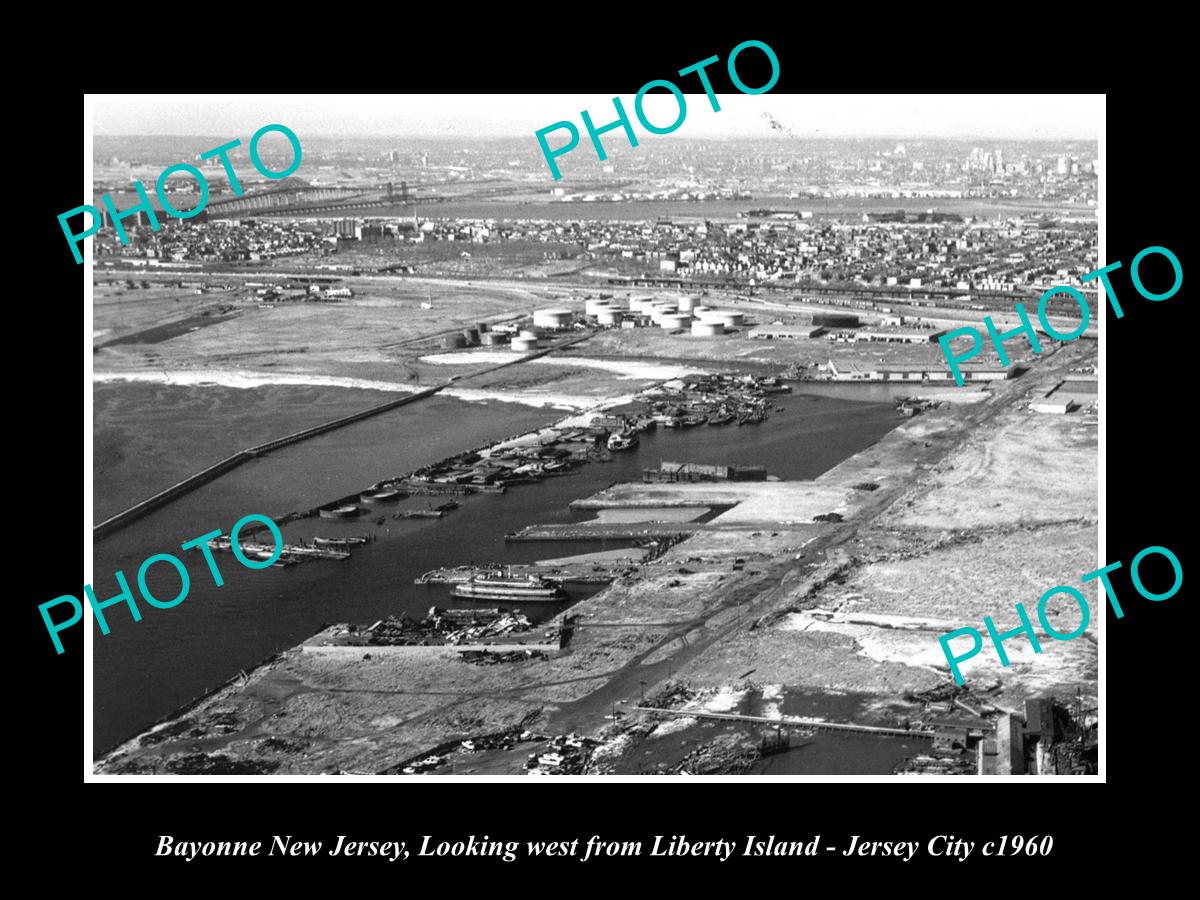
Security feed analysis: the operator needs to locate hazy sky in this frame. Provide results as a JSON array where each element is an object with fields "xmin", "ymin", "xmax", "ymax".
[{"xmin": 90, "ymin": 94, "xmax": 1102, "ymax": 140}]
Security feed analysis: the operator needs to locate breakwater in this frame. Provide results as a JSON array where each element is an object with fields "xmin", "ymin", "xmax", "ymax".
[{"xmin": 93, "ymin": 385, "xmax": 445, "ymax": 540}]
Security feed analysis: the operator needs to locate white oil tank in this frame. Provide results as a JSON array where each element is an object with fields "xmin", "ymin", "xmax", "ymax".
[
  {"xmin": 661, "ymin": 313, "xmax": 693, "ymax": 330},
  {"xmin": 532, "ymin": 308, "xmax": 572, "ymax": 329},
  {"xmin": 649, "ymin": 304, "xmax": 677, "ymax": 324}
]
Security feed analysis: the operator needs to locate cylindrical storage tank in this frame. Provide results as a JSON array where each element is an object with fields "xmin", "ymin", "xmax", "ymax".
[
  {"xmin": 649, "ymin": 304, "xmax": 677, "ymax": 324},
  {"xmin": 813, "ymin": 313, "xmax": 860, "ymax": 328},
  {"xmin": 512, "ymin": 336, "xmax": 539, "ymax": 352},
  {"xmin": 482, "ymin": 331, "xmax": 510, "ymax": 346},
  {"xmin": 628, "ymin": 297, "xmax": 646, "ymax": 312},
  {"xmin": 597, "ymin": 309, "xmax": 622, "ymax": 327},
  {"xmin": 718, "ymin": 311, "xmax": 744, "ymax": 327},
  {"xmin": 462, "ymin": 327, "xmax": 479, "ymax": 345},
  {"xmin": 533, "ymin": 308, "xmax": 572, "ymax": 329},
  {"xmin": 444, "ymin": 334, "xmax": 467, "ymax": 349},
  {"xmin": 661, "ymin": 313, "xmax": 693, "ymax": 330},
  {"xmin": 585, "ymin": 298, "xmax": 614, "ymax": 316},
  {"xmin": 519, "ymin": 328, "xmax": 540, "ymax": 340},
  {"xmin": 677, "ymin": 296, "xmax": 697, "ymax": 312},
  {"xmin": 692, "ymin": 320, "xmax": 725, "ymax": 336}
]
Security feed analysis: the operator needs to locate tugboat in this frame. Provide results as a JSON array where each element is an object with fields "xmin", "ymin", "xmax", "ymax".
[
  {"xmin": 607, "ymin": 430, "xmax": 639, "ymax": 451},
  {"xmin": 451, "ymin": 571, "xmax": 567, "ymax": 602}
]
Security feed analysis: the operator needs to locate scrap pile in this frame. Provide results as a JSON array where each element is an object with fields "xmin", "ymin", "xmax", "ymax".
[
  {"xmin": 459, "ymin": 649, "xmax": 547, "ymax": 665},
  {"xmin": 894, "ymin": 755, "xmax": 976, "ymax": 776},
  {"xmin": 668, "ymin": 733, "xmax": 758, "ymax": 775},
  {"xmin": 367, "ymin": 609, "xmax": 534, "ymax": 647},
  {"xmin": 639, "ymin": 681, "xmax": 696, "ymax": 710},
  {"xmin": 400, "ymin": 754, "xmax": 446, "ymax": 775},
  {"xmin": 525, "ymin": 733, "xmax": 599, "ymax": 775}
]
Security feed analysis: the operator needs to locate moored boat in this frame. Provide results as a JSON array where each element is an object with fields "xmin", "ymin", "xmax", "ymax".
[
  {"xmin": 451, "ymin": 571, "xmax": 566, "ymax": 602},
  {"xmin": 607, "ymin": 430, "xmax": 639, "ymax": 451}
]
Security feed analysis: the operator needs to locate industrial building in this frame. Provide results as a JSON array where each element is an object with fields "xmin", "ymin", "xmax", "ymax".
[
  {"xmin": 976, "ymin": 698, "xmax": 1090, "ymax": 775},
  {"xmin": 749, "ymin": 325, "xmax": 827, "ymax": 340},
  {"xmin": 648, "ymin": 461, "xmax": 767, "ymax": 482},
  {"xmin": 854, "ymin": 330, "xmax": 945, "ymax": 344},
  {"xmin": 812, "ymin": 313, "xmax": 860, "ymax": 328},
  {"xmin": 826, "ymin": 361, "xmax": 1015, "ymax": 382},
  {"xmin": 1031, "ymin": 399, "xmax": 1076, "ymax": 414}
]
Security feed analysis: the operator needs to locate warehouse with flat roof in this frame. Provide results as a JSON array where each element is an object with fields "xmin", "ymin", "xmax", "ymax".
[{"xmin": 749, "ymin": 325, "xmax": 827, "ymax": 340}]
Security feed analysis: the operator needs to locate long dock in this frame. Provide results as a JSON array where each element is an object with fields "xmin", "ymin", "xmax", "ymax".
[
  {"xmin": 634, "ymin": 706, "xmax": 937, "ymax": 740},
  {"xmin": 507, "ymin": 525, "xmax": 696, "ymax": 541}
]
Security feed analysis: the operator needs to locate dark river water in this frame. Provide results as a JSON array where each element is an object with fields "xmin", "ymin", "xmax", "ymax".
[{"xmin": 91, "ymin": 385, "xmax": 902, "ymax": 755}]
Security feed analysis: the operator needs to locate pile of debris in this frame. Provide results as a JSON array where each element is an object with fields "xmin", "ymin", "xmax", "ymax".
[
  {"xmin": 459, "ymin": 649, "xmax": 547, "ymax": 665},
  {"xmin": 640, "ymin": 681, "xmax": 696, "ymax": 710},
  {"xmin": 894, "ymin": 754, "xmax": 976, "ymax": 776},
  {"xmin": 368, "ymin": 609, "xmax": 534, "ymax": 647},
  {"xmin": 669, "ymin": 733, "xmax": 758, "ymax": 775},
  {"xmin": 458, "ymin": 730, "xmax": 540, "ymax": 754},
  {"xmin": 525, "ymin": 733, "xmax": 599, "ymax": 775},
  {"xmin": 400, "ymin": 754, "xmax": 446, "ymax": 775}
]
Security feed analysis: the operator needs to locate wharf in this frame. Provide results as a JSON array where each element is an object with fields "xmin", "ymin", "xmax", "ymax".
[
  {"xmin": 506, "ymin": 524, "xmax": 696, "ymax": 541},
  {"xmin": 389, "ymin": 480, "xmax": 506, "ymax": 496},
  {"xmin": 634, "ymin": 706, "xmax": 937, "ymax": 740}
]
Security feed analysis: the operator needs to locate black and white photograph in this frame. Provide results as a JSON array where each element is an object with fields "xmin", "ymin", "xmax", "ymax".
[{"xmin": 75, "ymin": 91, "xmax": 1111, "ymax": 780}]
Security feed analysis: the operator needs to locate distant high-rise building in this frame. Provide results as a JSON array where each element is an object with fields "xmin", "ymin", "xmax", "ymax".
[{"xmin": 1056, "ymin": 156, "xmax": 1070, "ymax": 175}]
